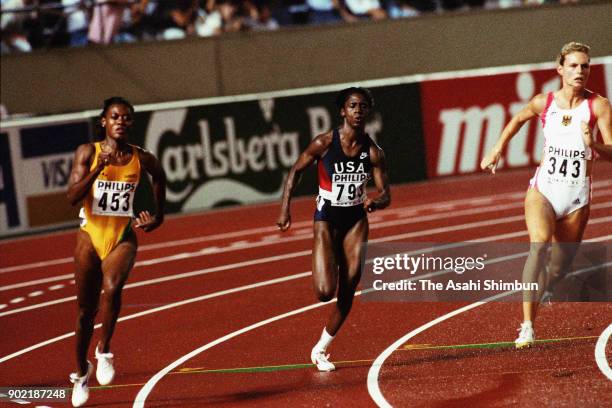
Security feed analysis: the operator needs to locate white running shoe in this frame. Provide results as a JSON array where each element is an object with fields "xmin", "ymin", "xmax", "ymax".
[
  {"xmin": 310, "ymin": 346, "xmax": 335, "ymax": 372},
  {"xmin": 515, "ymin": 322, "xmax": 536, "ymax": 349},
  {"xmin": 95, "ymin": 346, "xmax": 115, "ymax": 385},
  {"xmin": 70, "ymin": 361, "xmax": 93, "ymax": 407}
]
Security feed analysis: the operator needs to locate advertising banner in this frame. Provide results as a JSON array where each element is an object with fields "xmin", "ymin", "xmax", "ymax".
[
  {"xmin": 126, "ymin": 84, "xmax": 425, "ymax": 215},
  {"xmin": 0, "ymin": 83, "xmax": 425, "ymax": 236},
  {"xmin": 0, "ymin": 121, "xmax": 91, "ymax": 235},
  {"xmin": 420, "ymin": 64, "xmax": 609, "ymax": 178}
]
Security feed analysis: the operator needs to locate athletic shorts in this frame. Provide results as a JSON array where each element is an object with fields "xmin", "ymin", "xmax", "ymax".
[
  {"xmin": 313, "ymin": 195, "xmax": 366, "ymax": 231},
  {"xmin": 529, "ymin": 168, "xmax": 591, "ymax": 220}
]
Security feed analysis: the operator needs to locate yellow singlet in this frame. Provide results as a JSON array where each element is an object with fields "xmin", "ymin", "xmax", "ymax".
[{"xmin": 80, "ymin": 143, "xmax": 141, "ymax": 260}]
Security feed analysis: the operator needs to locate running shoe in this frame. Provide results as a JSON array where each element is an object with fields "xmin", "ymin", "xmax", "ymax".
[
  {"xmin": 515, "ymin": 322, "xmax": 535, "ymax": 349},
  {"xmin": 70, "ymin": 361, "xmax": 93, "ymax": 407},
  {"xmin": 311, "ymin": 346, "xmax": 335, "ymax": 372},
  {"xmin": 95, "ymin": 346, "xmax": 115, "ymax": 385}
]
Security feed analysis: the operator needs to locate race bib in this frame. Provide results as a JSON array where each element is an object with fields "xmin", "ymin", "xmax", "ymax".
[
  {"xmin": 543, "ymin": 154, "xmax": 586, "ymax": 186},
  {"xmin": 92, "ymin": 180, "xmax": 137, "ymax": 217},
  {"xmin": 330, "ymin": 172, "xmax": 368, "ymax": 206}
]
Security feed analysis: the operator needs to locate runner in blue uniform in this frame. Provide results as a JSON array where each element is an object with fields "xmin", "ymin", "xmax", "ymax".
[{"xmin": 277, "ymin": 87, "xmax": 391, "ymax": 371}]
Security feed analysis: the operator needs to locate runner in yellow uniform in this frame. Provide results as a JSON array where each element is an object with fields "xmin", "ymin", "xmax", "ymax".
[
  {"xmin": 80, "ymin": 141, "xmax": 141, "ymax": 259},
  {"xmin": 66, "ymin": 97, "xmax": 166, "ymax": 407}
]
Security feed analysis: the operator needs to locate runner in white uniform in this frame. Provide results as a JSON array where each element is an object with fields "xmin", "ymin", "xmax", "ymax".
[
  {"xmin": 480, "ymin": 42, "xmax": 612, "ymax": 349},
  {"xmin": 530, "ymin": 91, "xmax": 596, "ymax": 219}
]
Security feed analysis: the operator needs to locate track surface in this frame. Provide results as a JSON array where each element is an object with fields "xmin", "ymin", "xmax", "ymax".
[{"xmin": 1, "ymin": 164, "xmax": 611, "ymax": 407}]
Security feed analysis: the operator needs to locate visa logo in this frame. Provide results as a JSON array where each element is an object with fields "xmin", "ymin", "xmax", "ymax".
[{"xmin": 42, "ymin": 157, "xmax": 72, "ymax": 188}]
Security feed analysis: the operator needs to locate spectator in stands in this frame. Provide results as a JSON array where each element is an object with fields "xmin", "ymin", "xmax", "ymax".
[
  {"xmin": 386, "ymin": 0, "xmax": 418, "ymax": 18},
  {"xmin": 343, "ymin": 0, "xmax": 387, "ymax": 20},
  {"xmin": 196, "ymin": 0, "xmax": 244, "ymax": 37},
  {"xmin": 62, "ymin": 0, "xmax": 88, "ymax": 47},
  {"xmin": 1, "ymin": 0, "xmax": 35, "ymax": 53},
  {"xmin": 273, "ymin": 0, "xmax": 309, "ymax": 25},
  {"xmin": 306, "ymin": 0, "xmax": 348, "ymax": 24},
  {"xmin": 243, "ymin": 0, "xmax": 280, "ymax": 31},
  {"xmin": 151, "ymin": 0, "xmax": 199, "ymax": 40},
  {"xmin": 88, "ymin": 0, "xmax": 130, "ymax": 44}
]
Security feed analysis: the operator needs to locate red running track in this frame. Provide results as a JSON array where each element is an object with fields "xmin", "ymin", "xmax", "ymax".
[{"xmin": 0, "ymin": 164, "xmax": 611, "ymax": 407}]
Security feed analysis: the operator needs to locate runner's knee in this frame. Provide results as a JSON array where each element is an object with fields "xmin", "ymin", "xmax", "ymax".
[
  {"xmin": 102, "ymin": 278, "xmax": 125, "ymax": 301},
  {"xmin": 315, "ymin": 283, "xmax": 335, "ymax": 302},
  {"xmin": 77, "ymin": 304, "xmax": 98, "ymax": 321}
]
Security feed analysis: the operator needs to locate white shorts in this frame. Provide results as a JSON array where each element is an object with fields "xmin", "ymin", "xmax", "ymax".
[{"xmin": 529, "ymin": 167, "xmax": 591, "ymax": 220}]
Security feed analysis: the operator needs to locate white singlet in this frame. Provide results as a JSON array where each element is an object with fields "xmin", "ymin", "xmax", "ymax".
[{"xmin": 530, "ymin": 92, "xmax": 598, "ymax": 219}]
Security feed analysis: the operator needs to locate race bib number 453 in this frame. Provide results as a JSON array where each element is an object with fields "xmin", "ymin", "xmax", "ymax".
[{"xmin": 92, "ymin": 180, "xmax": 136, "ymax": 217}]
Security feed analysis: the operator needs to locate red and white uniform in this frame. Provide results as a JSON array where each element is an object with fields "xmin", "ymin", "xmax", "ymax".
[{"xmin": 530, "ymin": 92, "xmax": 597, "ymax": 219}]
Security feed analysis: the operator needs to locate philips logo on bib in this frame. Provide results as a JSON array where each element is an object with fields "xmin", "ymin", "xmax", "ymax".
[
  {"xmin": 330, "ymin": 161, "xmax": 369, "ymax": 207},
  {"xmin": 548, "ymin": 146, "xmax": 586, "ymax": 159},
  {"xmin": 332, "ymin": 162, "xmax": 368, "ymax": 183},
  {"xmin": 92, "ymin": 181, "xmax": 137, "ymax": 217}
]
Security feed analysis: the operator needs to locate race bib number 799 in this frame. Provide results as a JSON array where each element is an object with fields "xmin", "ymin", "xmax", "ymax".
[
  {"xmin": 92, "ymin": 180, "xmax": 136, "ymax": 217},
  {"xmin": 331, "ymin": 182, "xmax": 366, "ymax": 206}
]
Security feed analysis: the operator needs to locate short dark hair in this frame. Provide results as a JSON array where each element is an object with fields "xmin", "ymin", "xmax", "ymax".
[
  {"xmin": 100, "ymin": 96, "xmax": 134, "ymax": 119},
  {"xmin": 95, "ymin": 96, "xmax": 134, "ymax": 140},
  {"xmin": 335, "ymin": 87, "xmax": 374, "ymax": 109}
]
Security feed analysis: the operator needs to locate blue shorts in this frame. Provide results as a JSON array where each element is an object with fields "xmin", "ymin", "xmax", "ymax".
[{"xmin": 314, "ymin": 196, "xmax": 366, "ymax": 232}]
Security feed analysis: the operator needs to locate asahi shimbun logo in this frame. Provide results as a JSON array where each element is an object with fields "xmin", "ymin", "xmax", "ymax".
[
  {"xmin": 143, "ymin": 106, "xmax": 299, "ymax": 210},
  {"xmin": 562, "ymin": 115, "xmax": 572, "ymax": 126}
]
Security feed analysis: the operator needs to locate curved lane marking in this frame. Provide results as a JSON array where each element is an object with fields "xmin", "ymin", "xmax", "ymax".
[{"xmin": 594, "ymin": 324, "xmax": 612, "ymax": 381}]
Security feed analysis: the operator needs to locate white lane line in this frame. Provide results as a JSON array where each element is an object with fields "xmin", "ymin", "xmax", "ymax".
[
  {"xmin": 27, "ymin": 291, "xmax": 44, "ymax": 297},
  {"xmin": 0, "ymin": 257, "xmax": 73, "ymax": 275},
  {"xmin": 0, "ymin": 304, "xmax": 7, "ymax": 310},
  {"xmin": 0, "ymin": 276, "xmax": 73, "ymax": 292},
  {"xmin": 132, "ymin": 299, "xmax": 336, "ymax": 408},
  {"xmin": 0, "ymin": 243, "xmax": 543, "ymax": 364},
  {"xmin": 0, "ymin": 272, "xmax": 311, "ymax": 364},
  {"xmin": 0, "ymin": 191, "xmax": 523, "ymax": 274},
  {"xmin": 48, "ymin": 285, "xmax": 64, "ymax": 291},
  {"xmin": 9, "ymin": 297, "xmax": 25, "ymax": 304},
  {"xmin": 594, "ymin": 324, "xmax": 612, "ymax": 381},
  {"xmin": 118, "ymin": 204, "xmax": 535, "ymax": 269},
  {"xmin": 0, "ymin": 186, "xmax": 612, "ymax": 278},
  {"xmin": 0, "ymin": 251, "xmax": 310, "ymax": 318},
  {"xmin": 134, "ymin": 250, "xmax": 612, "ymax": 407},
  {"xmin": 0, "ymin": 201, "xmax": 529, "ymax": 291},
  {"xmin": 366, "ymin": 297, "xmax": 508, "ymax": 408},
  {"xmin": 0, "ymin": 213, "xmax": 532, "ymax": 315},
  {"xmin": 366, "ymin": 262, "xmax": 612, "ymax": 407},
  {"xmin": 2, "ymin": 214, "xmax": 611, "ymax": 317}
]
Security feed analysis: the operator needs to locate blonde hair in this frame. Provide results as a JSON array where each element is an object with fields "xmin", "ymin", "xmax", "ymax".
[{"xmin": 557, "ymin": 42, "xmax": 591, "ymax": 66}]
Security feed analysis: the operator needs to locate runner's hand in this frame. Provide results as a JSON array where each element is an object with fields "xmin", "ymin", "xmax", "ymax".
[
  {"xmin": 135, "ymin": 211, "xmax": 162, "ymax": 232},
  {"xmin": 276, "ymin": 213, "xmax": 291, "ymax": 231},
  {"xmin": 364, "ymin": 198, "xmax": 377, "ymax": 213},
  {"xmin": 96, "ymin": 151, "xmax": 113, "ymax": 171},
  {"xmin": 480, "ymin": 149, "xmax": 501, "ymax": 175}
]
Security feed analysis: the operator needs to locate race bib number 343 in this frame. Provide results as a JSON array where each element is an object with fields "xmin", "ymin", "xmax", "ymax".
[
  {"xmin": 544, "ymin": 155, "xmax": 586, "ymax": 186},
  {"xmin": 92, "ymin": 180, "xmax": 136, "ymax": 217}
]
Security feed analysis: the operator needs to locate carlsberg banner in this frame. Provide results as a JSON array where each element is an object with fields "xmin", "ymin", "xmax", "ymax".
[{"xmin": 127, "ymin": 85, "xmax": 426, "ymax": 214}]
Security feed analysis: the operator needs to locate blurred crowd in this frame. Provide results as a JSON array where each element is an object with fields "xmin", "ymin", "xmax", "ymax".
[{"xmin": 1, "ymin": 0, "xmax": 580, "ymax": 54}]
